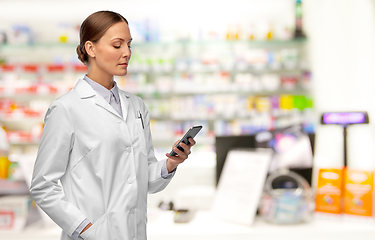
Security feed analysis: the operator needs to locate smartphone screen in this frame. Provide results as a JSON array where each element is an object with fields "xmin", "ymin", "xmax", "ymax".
[{"xmin": 169, "ymin": 126, "xmax": 202, "ymax": 156}]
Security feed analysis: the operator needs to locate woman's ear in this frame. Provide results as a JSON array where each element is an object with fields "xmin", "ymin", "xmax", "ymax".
[{"xmin": 85, "ymin": 41, "xmax": 95, "ymax": 58}]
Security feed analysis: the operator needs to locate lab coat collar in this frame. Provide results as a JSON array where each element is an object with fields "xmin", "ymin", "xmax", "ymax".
[
  {"xmin": 75, "ymin": 79, "xmax": 131, "ymax": 121},
  {"xmin": 75, "ymin": 79, "xmax": 96, "ymax": 99}
]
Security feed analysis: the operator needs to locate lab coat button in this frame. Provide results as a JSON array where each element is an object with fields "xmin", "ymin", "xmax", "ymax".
[{"xmin": 128, "ymin": 177, "xmax": 135, "ymax": 184}]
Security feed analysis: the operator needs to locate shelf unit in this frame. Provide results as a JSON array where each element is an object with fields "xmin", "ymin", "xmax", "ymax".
[{"xmin": 0, "ymin": 39, "xmax": 313, "ymax": 150}]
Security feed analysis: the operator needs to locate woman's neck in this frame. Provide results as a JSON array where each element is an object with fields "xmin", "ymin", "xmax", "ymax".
[{"xmin": 87, "ymin": 69, "xmax": 114, "ymax": 90}]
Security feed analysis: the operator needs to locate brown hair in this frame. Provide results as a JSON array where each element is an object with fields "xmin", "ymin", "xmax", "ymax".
[{"xmin": 76, "ymin": 11, "xmax": 128, "ymax": 65}]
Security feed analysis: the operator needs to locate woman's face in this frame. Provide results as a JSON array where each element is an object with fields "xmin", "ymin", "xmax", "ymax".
[{"xmin": 91, "ymin": 21, "xmax": 132, "ymax": 77}]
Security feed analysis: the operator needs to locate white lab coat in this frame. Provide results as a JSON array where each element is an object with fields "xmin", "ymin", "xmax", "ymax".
[{"xmin": 30, "ymin": 79, "xmax": 174, "ymax": 240}]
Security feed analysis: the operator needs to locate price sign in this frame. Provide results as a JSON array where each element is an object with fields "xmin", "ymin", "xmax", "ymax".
[{"xmin": 0, "ymin": 211, "xmax": 14, "ymax": 229}]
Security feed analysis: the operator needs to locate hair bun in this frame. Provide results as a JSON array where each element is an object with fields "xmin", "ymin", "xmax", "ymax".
[{"xmin": 76, "ymin": 45, "xmax": 87, "ymax": 64}]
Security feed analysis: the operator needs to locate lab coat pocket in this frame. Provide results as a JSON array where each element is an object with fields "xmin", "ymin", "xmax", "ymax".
[
  {"xmin": 71, "ymin": 147, "xmax": 94, "ymax": 172},
  {"xmin": 136, "ymin": 118, "xmax": 147, "ymax": 156},
  {"xmin": 80, "ymin": 213, "xmax": 115, "ymax": 240}
]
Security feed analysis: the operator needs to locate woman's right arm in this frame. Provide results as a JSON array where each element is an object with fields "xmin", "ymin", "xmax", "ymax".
[{"xmin": 30, "ymin": 100, "xmax": 87, "ymax": 236}]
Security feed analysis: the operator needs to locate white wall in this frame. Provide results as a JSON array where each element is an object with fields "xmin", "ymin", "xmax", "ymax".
[{"xmin": 305, "ymin": 0, "xmax": 375, "ymax": 172}]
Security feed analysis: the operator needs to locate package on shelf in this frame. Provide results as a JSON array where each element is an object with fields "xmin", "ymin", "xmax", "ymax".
[
  {"xmin": 268, "ymin": 51, "xmax": 283, "ymax": 70},
  {"xmin": 0, "ymin": 30, "xmax": 6, "ymax": 44},
  {"xmin": 6, "ymin": 130, "xmax": 41, "ymax": 145},
  {"xmin": 0, "ymin": 195, "xmax": 30, "ymax": 231},
  {"xmin": 0, "ymin": 100, "xmax": 43, "ymax": 119},
  {"xmin": 149, "ymin": 120, "xmax": 175, "ymax": 141},
  {"xmin": 173, "ymin": 72, "xmax": 231, "ymax": 94},
  {"xmin": 301, "ymin": 71, "xmax": 312, "ymax": 90},
  {"xmin": 149, "ymin": 120, "xmax": 210, "ymax": 144},
  {"xmin": 117, "ymin": 73, "xmax": 150, "ymax": 94},
  {"xmin": 146, "ymin": 98, "xmax": 171, "ymax": 118},
  {"xmin": 0, "ymin": 100, "xmax": 44, "ymax": 143},
  {"xmin": 233, "ymin": 73, "xmax": 256, "ymax": 92},
  {"xmin": 56, "ymin": 22, "xmax": 79, "ymax": 44},
  {"xmin": 155, "ymin": 75, "xmax": 173, "ymax": 93},
  {"xmin": 260, "ymin": 74, "xmax": 280, "ymax": 91},
  {"xmin": 6, "ymin": 131, "xmax": 32, "ymax": 144},
  {"xmin": 244, "ymin": 48, "xmax": 269, "ymax": 68},
  {"xmin": 214, "ymin": 107, "xmax": 314, "ymax": 136},
  {"xmin": 280, "ymin": 48, "xmax": 300, "ymax": 69},
  {"xmin": 281, "ymin": 74, "xmax": 300, "ymax": 90},
  {"xmin": 29, "ymin": 99, "xmax": 52, "ymax": 114},
  {"xmin": 7, "ymin": 25, "xmax": 34, "ymax": 45},
  {"xmin": 0, "ymin": 61, "xmax": 88, "ymax": 85}
]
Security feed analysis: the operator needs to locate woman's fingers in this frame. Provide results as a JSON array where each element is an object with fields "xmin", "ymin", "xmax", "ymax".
[
  {"xmin": 188, "ymin": 138, "xmax": 196, "ymax": 146},
  {"xmin": 173, "ymin": 144, "xmax": 188, "ymax": 159},
  {"xmin": 167, "ymin": 138, "xmax": 196, "ymax": 161}
]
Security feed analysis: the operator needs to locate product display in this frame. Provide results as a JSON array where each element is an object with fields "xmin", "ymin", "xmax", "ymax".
[
  {"xmin": 321, "ymin": 111, "xmax": 369, "ymax": 167},
  {"xmin": 344, "ymin": 169, "xmax": 373, "ymax": 217},
  {"xmin": 315, "ymin": 168, "xmax": 343, "ymax": 214},
  {"xmin": 316, "ymin": 111, "xmax": 372, "ymax": 217},
  {"xmin": 0, "ymin": 195, "xmax": 30, "ymax": 231},
  {"xmin": 260, "ymin": 169, "xmax": 312, "ymax": 224}
]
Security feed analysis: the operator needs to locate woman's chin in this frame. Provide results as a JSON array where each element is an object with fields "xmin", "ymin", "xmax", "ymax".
[{"xmin": 113, "ymin": 69, "xmax": 128, "ymax": 76}]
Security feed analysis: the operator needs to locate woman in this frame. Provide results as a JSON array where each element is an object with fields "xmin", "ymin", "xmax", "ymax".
[{"xmin": 30, "ymin": 11, "xmax": 195, "ymax": 240}]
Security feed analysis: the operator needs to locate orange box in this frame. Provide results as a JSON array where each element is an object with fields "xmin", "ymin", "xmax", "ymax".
[
  {"xmin": 315, "ymin": 168, "xmax": 343, "ymax": 214},
  {"xmin": 344, "ymin": 169, "xmax": 373, "ymax": 217}
]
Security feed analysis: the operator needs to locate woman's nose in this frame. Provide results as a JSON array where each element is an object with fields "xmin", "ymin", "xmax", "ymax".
[{"xmin": 123, "ymin": 47, "xmax": 131, "ymax": 59}]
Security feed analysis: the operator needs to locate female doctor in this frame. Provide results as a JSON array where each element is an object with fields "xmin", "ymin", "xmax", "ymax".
[{"xmin": 30, "ymin": 10, "xmax": 195, "ymax": 240}]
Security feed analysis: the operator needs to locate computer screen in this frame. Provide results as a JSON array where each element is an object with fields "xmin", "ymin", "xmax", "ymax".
[{"xmin": 215, "ymin": 133, "xmax": 315, "ymax": 186}]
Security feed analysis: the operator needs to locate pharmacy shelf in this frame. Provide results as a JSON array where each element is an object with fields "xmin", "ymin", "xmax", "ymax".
[
  {"xmin": 3, "ymin": 135, "xmax": 214, "ymax": 148},
  {"xmin": 126, "ymin": 66, "xmax": 306, "ymax": 74},
  {"xmin": 0, "ymin": 179, "xmax": 30, "ymax": 195},
  {"xmin": 0, "ymin": 38, "xmax": 307, "ymax": 49},
  {"xmin": 0, "ymin": 37, "xmax": 313, "ymax": 149},
  {"xmin": 0, "ymin": 116, "xmax": 43, "ymax": 123},
  {"xmin": 0, "ymin": 87, "xmax": 311, "ymax": 99}
]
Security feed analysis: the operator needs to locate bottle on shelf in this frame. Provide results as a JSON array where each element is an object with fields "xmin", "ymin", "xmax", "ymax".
[{"xmin": 294, "ymin": 0, "xmax": 306, "ymax": 38}]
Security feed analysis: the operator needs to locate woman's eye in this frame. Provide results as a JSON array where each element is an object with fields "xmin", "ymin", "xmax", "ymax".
[
  {"xmin": 114, "ymin": 45, "xmax": 121, "ymax": 49},
  {"xmin": 128, "ymin": 45, "xmax": 132, "ymax": 49}
]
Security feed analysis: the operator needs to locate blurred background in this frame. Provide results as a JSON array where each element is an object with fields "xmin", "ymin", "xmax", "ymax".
[{"xmin": 1, "ymin": 0, "xmax": 375, "ymax": 239}]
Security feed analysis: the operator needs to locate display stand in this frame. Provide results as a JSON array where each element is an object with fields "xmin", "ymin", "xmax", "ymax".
[
  {"xmin": 318, "ymin": 111, "xmax": 374, "ymax": 217},
  {"xmin": 321, "ymin": 111, "xmax": 369, "ymax": 167}
]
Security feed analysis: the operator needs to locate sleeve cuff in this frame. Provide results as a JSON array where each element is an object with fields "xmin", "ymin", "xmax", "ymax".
[
  {"xmin": 161, "ymin": 159, "xmax": 176, "ymax": 179},
  {"xmin": 72, "ymin": 218, "xmax": 91, "ymax": 239}
]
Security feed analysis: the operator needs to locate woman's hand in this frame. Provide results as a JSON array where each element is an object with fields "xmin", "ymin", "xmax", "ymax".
[
  {"xmin": 81, "ymin": 222, "xmax": 93, "ymax": 234},
  {"xmin": 165, "ymin": 138, "xmax": 196, "ymax": 173}
]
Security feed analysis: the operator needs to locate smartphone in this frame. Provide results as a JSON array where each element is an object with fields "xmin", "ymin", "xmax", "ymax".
[{"xmin": 169, "ymin": 126, "xmax": 202, "ymax": 157}]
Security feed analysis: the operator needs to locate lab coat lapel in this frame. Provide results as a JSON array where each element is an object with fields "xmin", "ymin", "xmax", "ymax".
[
  {"xmin": 75, "ymin": 79, "xmax": 96, "ymax": 99},
  {"xmin": 94, "ymin": 95, "xmax": 122, "ymax": 118},
  {"xmin": 119, "ymin": 90, "xmax": 130, "ymax": 122},
  {"xmin": 75, "ymin": 79, "xmax": 122, "ymax": 119}
]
